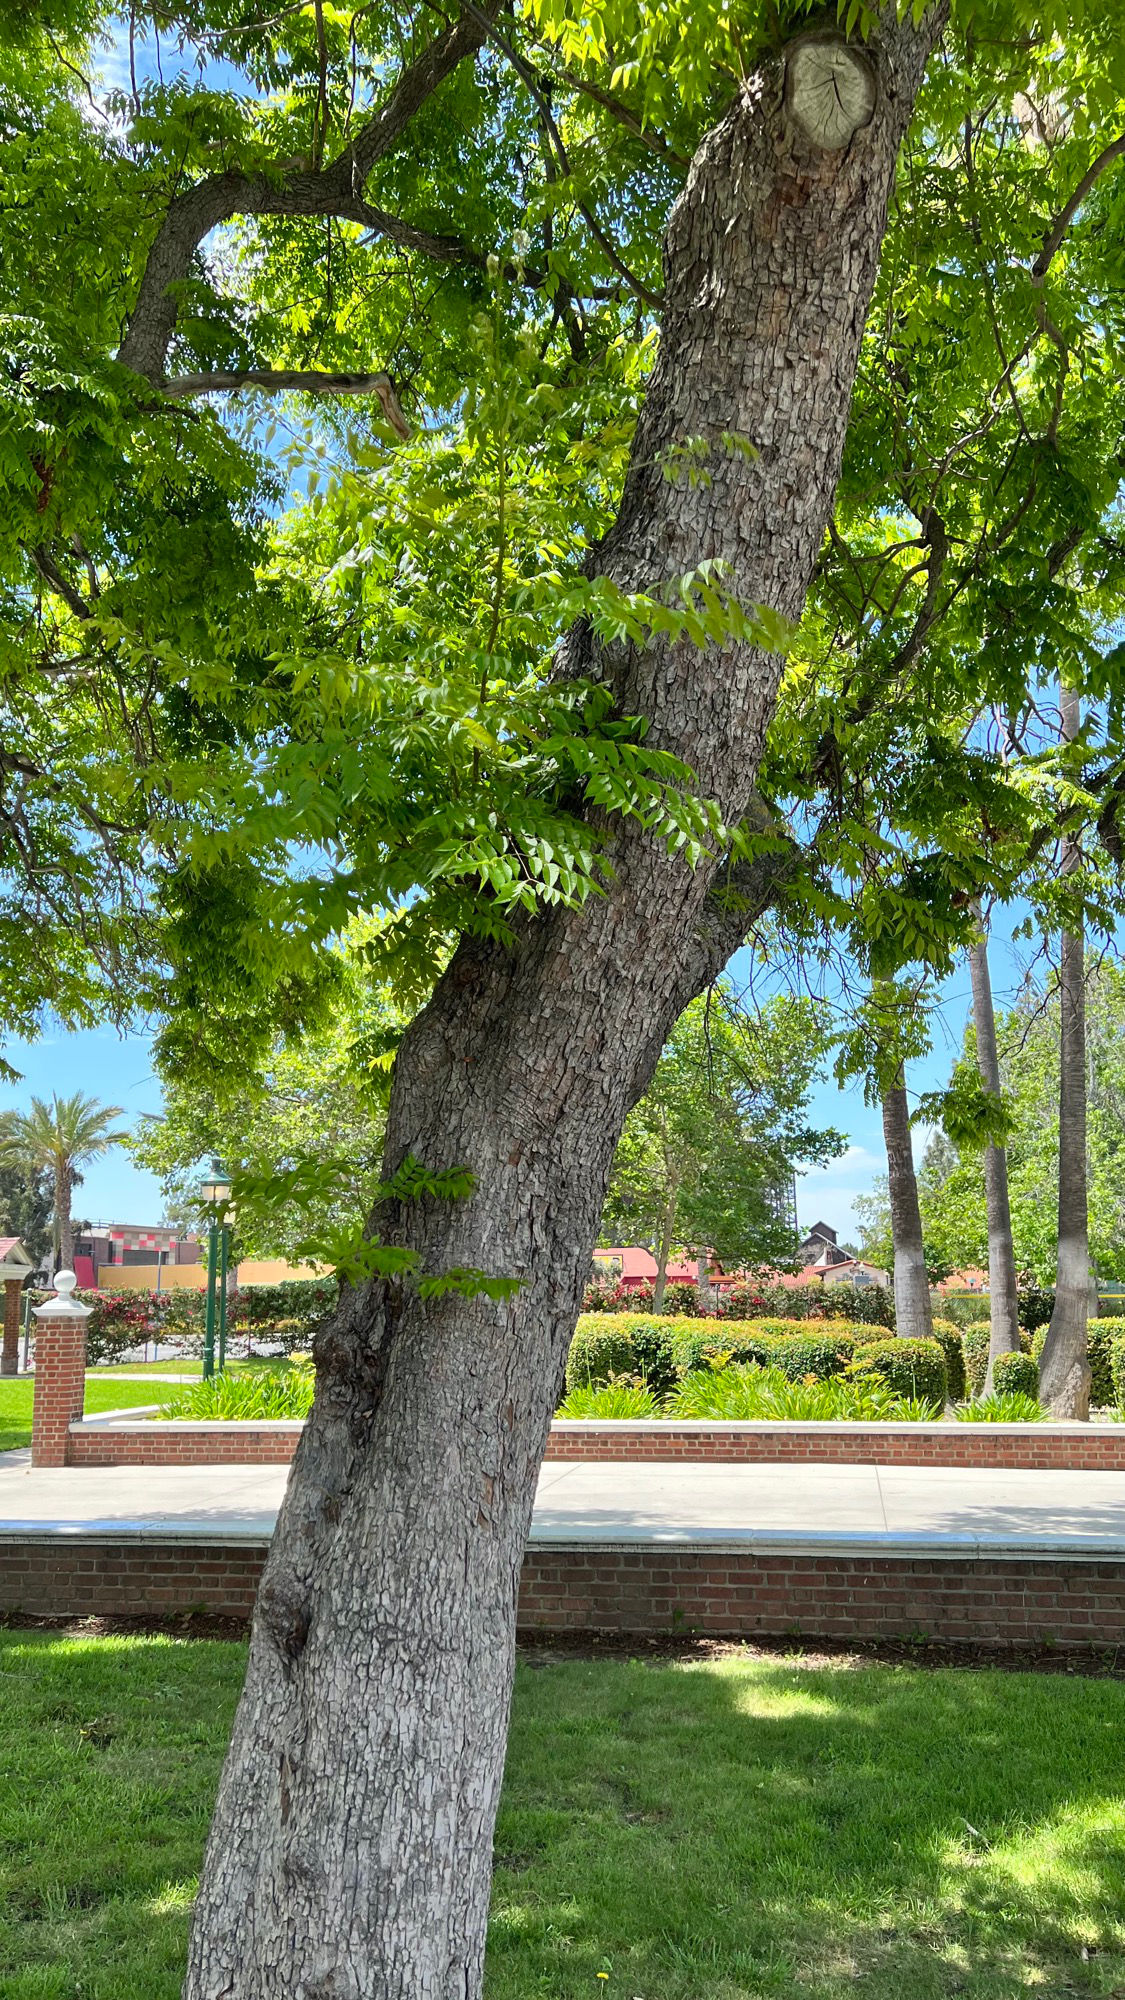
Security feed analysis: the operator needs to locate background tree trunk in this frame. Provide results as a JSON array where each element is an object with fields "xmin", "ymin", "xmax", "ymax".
[
  {"xmin": 968, "ymin": 916, "xmax": 1020, "ymax": 1391},
  {"xmin": 184, "ymin": 15, "xmax": 946, "ymax": 1998},
  {"xmin": 881, "ymin": 1073, "xmax": 934, "ymax": 1343},
  {"xmin": 652, "ymin": 1195, "xmax": 677, "ymax": 1312},
  {"xmin": 1039, "ymin": 684, "xmax": 1091, "ymax": 1417}
]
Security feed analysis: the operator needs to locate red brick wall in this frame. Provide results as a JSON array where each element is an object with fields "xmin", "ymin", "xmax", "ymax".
[
  {"xmin": 68, "ymin": 1424, "xmax": 301, "ymax": 1466},
  {"xmin": 32, "ymin": 1314, "xmax": 88, "ymax": 1467},
  {"xmin": 543, "ymin": 1423, "xmax": 1125, "ymax": 1471},
  {"xmin": 518, "ymin": 1549, "xmax": 1125, "ymax": 1644},
  {"xmin": 66, "ymin": 1415, "xmax": 1125, "ymax": 1471},
  {"xmin": 4, "ymin": 1534, "xmax": 1125, "ymax": 1646}
]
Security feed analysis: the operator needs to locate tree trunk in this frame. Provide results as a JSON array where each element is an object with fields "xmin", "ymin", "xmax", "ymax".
[
  {"xmin": 651, "ymin": 1195, "xmax": 677, "ymax": 1313},
  {"xmin": 881, "ymin": 1073, "xmax": 933, "ymax": 1343},
  {"xmin": 184, "ymin": 16, "xmax": 945, "ymax": 1998},
  {"xmin": 55, "ymin": 1162, "xmax": 73, "ymax": 1273},
  {"xmin": 968, "ymin": 916, "xmax": 1020, "ymax": 1391},
  {"xmin": 1039, "ymin": 684, "xmax": 1091, "ymax": 1417}
]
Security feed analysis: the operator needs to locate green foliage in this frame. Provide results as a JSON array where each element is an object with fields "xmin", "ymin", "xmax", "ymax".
[
  {"xmin": 992, "ymin": 1350, "xmax": 1040, "ymax": 1400},
  {"xmin": 556, "ymin": 1378, "xmax": 661, "ymax": 1419},
  {"xmin": 908, "ymin": 968, "xmax": 1125, "ymax": 1285},
  {"xmin": 962, "ymin": 1323, "xmax": 991, "ymax": 1398},
  {"xmin": 929, "ymin": 1319, "xmax": 967, "ymax": 1402},
  {"xmin": 852, "ymin": 1338, "xmax": 947, "ymax": 1407},
  {"xmin": 668, "ymin": 1363, "xmax": 936, "ymax": 1423},
  {"xmin": 601, "ymin": 983, "xmax": 842, "ymax": 1283},
  {"xmin": 1111, "ymin": 1334, "xmax": 1125, "ymax": 1414},
  {"xmin": 566, "ymin": 1312, "xmax": 877, "ymax": 1394},
  {"xmin": 0, "ymin": 1163, "xmax": 51, "ymax": 1271},
  {"xmin": 158, "ymin": 1365, "xmax": 314, "ymax": 1421},
  {"xmin": 956, "ymin": 1393, "xmax": 1047, "ymax": 1424}
]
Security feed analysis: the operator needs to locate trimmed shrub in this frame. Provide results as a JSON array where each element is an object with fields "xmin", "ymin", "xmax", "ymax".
[
  {"xmin": 1088, "ymin": 1319, "xmax": 1123, "ymax": 1407},
  {"xmin": 565, "ymin": 1313, "xmax": 879, "ymax": 1394},
  {"xmin": 931, "ymin": 1293, "xmax": 989, "ymax": 1329},
  {"xmin": 1112, "ymin": 1333, "xmax": 1125, "ymax": 1413},
  {"xmin": 956, "ymin": 1392, "xmax": 1046, "ymax": 1423},
  {"xmin": 557, "ymin": 1379, "xmax": 660, "ymax": 1419},
  {"xmin": 992, "ymin": 1350, "xmax": 1040, "ymax": 1400},
  {"xmin": 852, "ymin": 1338, "xmax": 947, "ymax": 1407},
  {"xmin": 813, "ymin": 1283, "xmax": 895, "ymax": 1328},
  {"xmin": 963, "ymin": 1323, "xmax": 991, "ymax": 1397},
  {"xmin": 930, "ymin": 1319, "xmax": 966, "ymax": 1401},
  {"xmin": 1019, "ymin": 1286, "xmax": 1055, "ymax": 1333},
  {"xmin": 565, "ymin": 1316, "xmax": 654, "ymax": 1393}
]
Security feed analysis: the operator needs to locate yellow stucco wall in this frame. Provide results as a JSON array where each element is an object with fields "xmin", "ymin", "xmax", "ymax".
[{"xmin": 99, "ymin": 1259, "xmax": 329, "ymax": 1291}]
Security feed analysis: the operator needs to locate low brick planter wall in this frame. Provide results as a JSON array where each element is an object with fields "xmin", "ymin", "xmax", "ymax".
[
  {"xmin": 519, "ymin": 1546, "xmax": 1125, "ymax": 1645},
  {"xmin": 66, "ymin": 1415, "xmax": 1125, "ymax": 1471},
  {"xmin": 68, "ymin": 1421, "xmax": 303, "ymax": 1467},
  {"xmin": 4, "ymin": 1531, "xmax": 1125, "ymax": 1646},
  {"xmin": 544, "ymin": 1420, "xmax": 1125, "ymax": 1470}
]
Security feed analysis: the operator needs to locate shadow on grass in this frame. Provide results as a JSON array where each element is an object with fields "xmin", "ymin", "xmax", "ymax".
[
  {"xmin": 2, "ymin": 1630, "xmax": 1125, "ymax": 1999},
  {"xmin": 489, "ymin": 1651, "xmax": 1125, "ymax": 1998}
]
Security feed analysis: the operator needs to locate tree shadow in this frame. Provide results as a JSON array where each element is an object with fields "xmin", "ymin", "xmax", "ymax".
[{"xmin": 489, "ymin": 1650, "xmax": 1125, "ymax": 1997}]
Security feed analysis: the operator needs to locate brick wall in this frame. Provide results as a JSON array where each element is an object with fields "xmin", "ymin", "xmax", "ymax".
[
  {"xmin": 66, "ymin": 1415, "xmax": 1125, "ymax": 1471},
  {"xmin": 68, "ymin": 1422, "xmax": 302, "ymax": 1467},
  {"xmin": 32, "ymin": 1314, "xmax": 87, "ymax": 1467},
  {"xmin": 519, "ymin": 1547, "xmax": 1125, "ymax": 1644},
  {"xmin": 4, "ymin": 1532, "xmax": 1125, "ymax": 1645},
  {"xmin": 543, "ymin": 1421, "xmax": 1125, "ymax": 1471}
]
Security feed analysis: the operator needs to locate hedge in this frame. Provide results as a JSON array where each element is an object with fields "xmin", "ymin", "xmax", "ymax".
[
  {"xmin": 929, "ymin": 1319, "xmax": 966, "ymax": 1401},
  {"xmin": 565, "ymin": 1314, "xmax": 877, "ymax": 1396},
  {"xmin": 992, "ymin": 1350, "xmax": 1040, "ymax": 1400},
  {"xmin": 963, "ymin": 1323, "xmax": 990, "ymax": 1397},
  {"xmin": 1112, "ymin": 1334, "xmax": 1125, "ymax": 1413},
  {"xmin": 852, "ymin": 1338, "xmax": 947, "ymax": 1407}
]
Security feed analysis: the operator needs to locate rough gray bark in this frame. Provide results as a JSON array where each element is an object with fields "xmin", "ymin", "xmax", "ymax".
[
  {"xmin": 1039, "ymin": 686, "xmax": 1091, "ymax": 1417},
  {"xmin": 881, "ymin": 1073, "xmax": 933, "ymax": 1343},
  {"xmin": 968, "ymin": 916, "xmax": 1021, "ymax": 1391},
  {"xmin": 183, "ymin": 13, "xmax": 946, "ymax": 1998}
]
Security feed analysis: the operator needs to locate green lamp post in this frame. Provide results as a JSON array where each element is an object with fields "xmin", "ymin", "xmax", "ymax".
[{"xmin": 199, "ymin": 1160, "xmax": 232, "ymax": 1381}]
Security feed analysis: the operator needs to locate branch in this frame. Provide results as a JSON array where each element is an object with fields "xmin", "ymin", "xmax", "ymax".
[
  {"xmin": 1031, "ymin": 133, "xmax": 1125, "ymax": 282},
  {"xmin": 553, "ymin": 66, "xmax": 690, "ymax": 170},
  {"xmin": 160, "ymin": 369, "xmax": 411, "ymax": 434},
  {"xmin": 117, "ymin": 6, "xmax": 495, "ymax": 383}
]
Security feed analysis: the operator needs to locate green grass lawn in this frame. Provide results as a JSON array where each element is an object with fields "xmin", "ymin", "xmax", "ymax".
[
  {"xmin": 0, "ymin": 1381, "xmax": 168, "ymax": 1454},
  {"xmin": 97, "ymin": 1356, "xmax": 290, "ymax": 1378},
  {"xmin": 1, "ymin": 1631, "xmax": 1124, "ymax": 1998}
]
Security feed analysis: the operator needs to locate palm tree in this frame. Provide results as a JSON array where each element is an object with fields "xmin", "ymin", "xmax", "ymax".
[{"xmin": 0, "ymin": 1094, "xmax": 127, "ymax": 1272}]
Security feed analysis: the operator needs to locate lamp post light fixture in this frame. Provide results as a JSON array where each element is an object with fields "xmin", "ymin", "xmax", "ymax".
[{"xmin": 199, "ymin": 1159, "xmax": 233, "ymax": 1381}]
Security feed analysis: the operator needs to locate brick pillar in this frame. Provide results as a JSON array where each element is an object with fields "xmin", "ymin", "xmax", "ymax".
[
  {"xmin": 1, "ymin": 1280, "xmax": 21, "ymax": 1377},
  {"xmin": 31, "ymin": 1272, "xmax": 92, "ymax": 1468}
]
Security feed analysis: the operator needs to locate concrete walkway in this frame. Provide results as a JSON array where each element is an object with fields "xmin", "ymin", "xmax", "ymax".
[{"xmin": 2, "ymin": 1451, "xmax": 1125, "ymax": 1556}]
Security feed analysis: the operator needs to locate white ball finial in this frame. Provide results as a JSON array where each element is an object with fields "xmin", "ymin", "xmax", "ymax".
[{"xmin": 34, "ymin": 1267, "xmax": 92, "ymax": 1319}]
